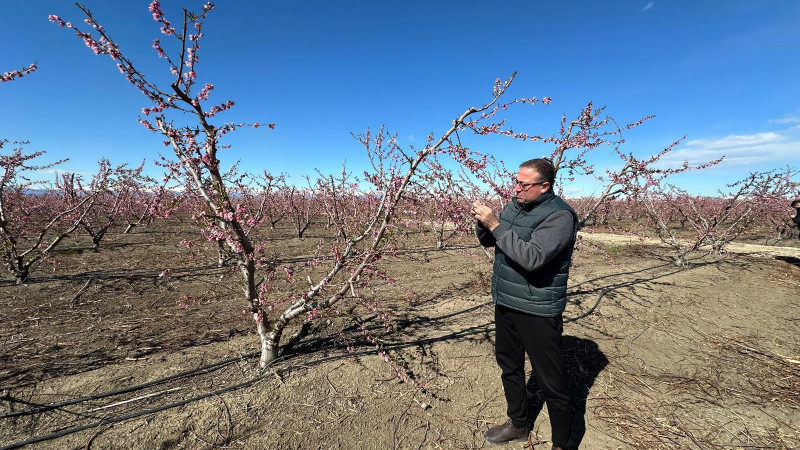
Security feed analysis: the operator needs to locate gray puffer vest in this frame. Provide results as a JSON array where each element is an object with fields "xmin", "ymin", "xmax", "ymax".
[{"xmin": 492, "ymin": 191, "xmax": 577, "ymax": 317}]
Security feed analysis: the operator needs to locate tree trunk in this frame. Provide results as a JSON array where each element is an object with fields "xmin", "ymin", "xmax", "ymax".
[
  {"xmin": 92, "ymin": 232, "xmax": 103, "ymax": 251},
  {"xmin": 256, "ymin": 315, "xmax": 278, "ymax": 368},
  {"xmin": 14, "ymin": 267, "xmax": 28, "ymax": 285},
  {"xmin": 216, "ymin": 239, "xmax": 228, "ymax": 267}
]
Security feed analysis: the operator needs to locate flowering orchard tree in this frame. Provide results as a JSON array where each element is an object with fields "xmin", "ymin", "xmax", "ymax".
[
  {"xmin": 408, "ymin": 157, "xmax": 474, "ymax": 249},
  {"xmin": 208, "ymin": 169, "xmax": 287, "ymax": 266},
  {"xmin": 745, "ymin": 167, "xmax": 800, "ymax": 244},
  {"xmin": 452, "ymin": 100, "xmax": 724, "ymax": 232},
  {"xmin": 547, "ymin": 104, "xmax": 725, "ymax": 230},
  {"xmin": 443, "ymin": 97, "xmax": 733, "ymax": 272},
  {"xmin": 53, "ymin": 2, "xmax": 518, "ymax": 367},
  {"xmin": 314, "ymin": 165, "xmax": 372, "ymax": 238},
  {"xmin": 449, "ymin": 146, "xmax": 515, "ymax": 211},
  {"xmin": 639, "ymin": 167, "xmax": 800, "ymax": 265},
  {"xmin": 636, "ymin": 188, "xmax": 707, "ymax": 266},
  {"xmin": 0, "ymin": 141, "xmax": 96, "ymax": 283},
  {"xmin": 52, "ymin": 2, "xmax": 281, "ymax": 364},
  {"xmin": 1, "ymin": 63, "xmax": 97, "ymax": 283},
  {"xmin": 252, "ymin": 171, "xmax": 288, "ymax": 231},
  {"xmin": 286, "ymin": 184, "xmax": 316, "ymax": 239},
  {"xmin": 64, "ymin": 159, "xmax": 133, "ymax": 250},
  {"xmin": 119, "ymin": 161, "xmax": 179, "ymax": 233}
]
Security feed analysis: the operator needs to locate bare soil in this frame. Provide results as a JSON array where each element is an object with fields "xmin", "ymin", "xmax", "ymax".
[{"xmin": 1, "ymin": 220, "xmax": 798, "ymax": 449}]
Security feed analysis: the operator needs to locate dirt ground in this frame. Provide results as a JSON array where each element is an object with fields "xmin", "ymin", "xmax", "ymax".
[{"xmin": 1, "ymin": 219, "xmax": 798, "ymax": 449}]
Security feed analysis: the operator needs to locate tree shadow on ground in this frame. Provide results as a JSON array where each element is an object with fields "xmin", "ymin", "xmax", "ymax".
[
  {"xmin": 524, "ymin": 335, "xmax": 608, "ymax": 449},
  {"xmin": 775, "ymin": 255, "xmax": 800, "ymax": 268},
  {"xmin": 0, "ymin": 263, "xmax": 223, "ymax": 286},
  {"xmin": 288, "ymin": 306, "xmax": 608, "ymax": 449}
]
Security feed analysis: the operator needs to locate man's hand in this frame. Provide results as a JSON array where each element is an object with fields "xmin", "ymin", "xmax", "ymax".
[{"xmin": 471, "ymin": 200, "xmax": 500, "ymax": 231}]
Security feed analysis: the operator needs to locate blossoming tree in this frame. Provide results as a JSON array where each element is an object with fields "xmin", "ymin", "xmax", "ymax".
[{"xmin": 52, "ymin": 2, "xmax": 525, "ymax": 367}]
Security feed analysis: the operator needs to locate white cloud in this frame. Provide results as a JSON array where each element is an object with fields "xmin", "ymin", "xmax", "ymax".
[
  {"xmin": 407, "ymin": 134, "xmax": 416, "ymax": 141},
  {"xmin": 643, "ymin": 1, "xmax": 654, "ymax": 11},
  {"xmin": 769, "ymin": 115, "xmax": 800, "ymax": 125},
  {"xmin": 659, "ymin": 129, "xmax": 799, "ymax": 167}
]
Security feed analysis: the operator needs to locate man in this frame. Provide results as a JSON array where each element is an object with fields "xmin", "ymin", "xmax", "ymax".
[
  {"xmin": 472, "ymin": 158, "xmax": 577, "ymax": 449},
  {"xmin": 792, "ymin": 199, "xmax": 800, "ymax": 237}
]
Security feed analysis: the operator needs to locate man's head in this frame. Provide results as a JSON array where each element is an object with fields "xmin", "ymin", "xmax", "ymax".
[{"xmin": 515, "ymin": 158, "xmax": 555, "ymax": 204}]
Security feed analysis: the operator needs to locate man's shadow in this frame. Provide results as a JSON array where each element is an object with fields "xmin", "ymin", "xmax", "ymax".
[{"xmin": 525, "ymin": 335, "xmax": 608, "ymax": 448}]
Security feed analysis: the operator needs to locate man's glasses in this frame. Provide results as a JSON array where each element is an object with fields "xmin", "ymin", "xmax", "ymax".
[{"xmin": 514, "ymin": 179, "xmax": 546, "ymax": 190}]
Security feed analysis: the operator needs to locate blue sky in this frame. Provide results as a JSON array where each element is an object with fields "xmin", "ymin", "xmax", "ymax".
[{"xmin": 2, "ymin": 1, "xmax": 799, "ymax": 196}]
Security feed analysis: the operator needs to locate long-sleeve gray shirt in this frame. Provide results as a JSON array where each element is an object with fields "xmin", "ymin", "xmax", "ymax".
[{"xmin": 476, "ymin": 209, "xmax": 575, "ymax": 272}]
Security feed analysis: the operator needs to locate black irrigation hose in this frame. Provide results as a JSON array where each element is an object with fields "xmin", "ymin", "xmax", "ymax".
[
  {"xmin": 1, "ymin": 351, "xmax": 258, "ymax": 419},
  {"xmin": 0, "ymin": 370, "xmax": 269, "ymax": 450},
  {"xmin": 0, "ymin": 308, "xmax": 442, "ymax": 422},
  {"xmin": 1, "ymin": 274, "xmax": 656, "ymax": 422},
  {"xmin": 1, "ymin": 319, "xmax": 506, "ymax": 449},
  {"xmin": 0, "ymin": 289, "xmax": 628, "ymax": 449},
  {"xmin": 0, "ymin": 327, "xmax": 496, "ymax": 450}
]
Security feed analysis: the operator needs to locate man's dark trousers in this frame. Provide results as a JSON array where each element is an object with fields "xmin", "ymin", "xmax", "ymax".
[{"xmin": 495, "ymin": 304, "xmax": 571, "ymax": 447}]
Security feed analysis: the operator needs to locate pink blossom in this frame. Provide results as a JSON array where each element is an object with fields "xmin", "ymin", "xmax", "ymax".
[{"xmin": 48, "ymin": 15, "xmax": 66, "ymax": 27}]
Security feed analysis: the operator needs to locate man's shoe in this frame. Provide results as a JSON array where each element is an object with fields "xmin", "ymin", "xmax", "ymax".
[{"xmin": 484, "ymin": 419, "xmax": 529, "ymax": 444}]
